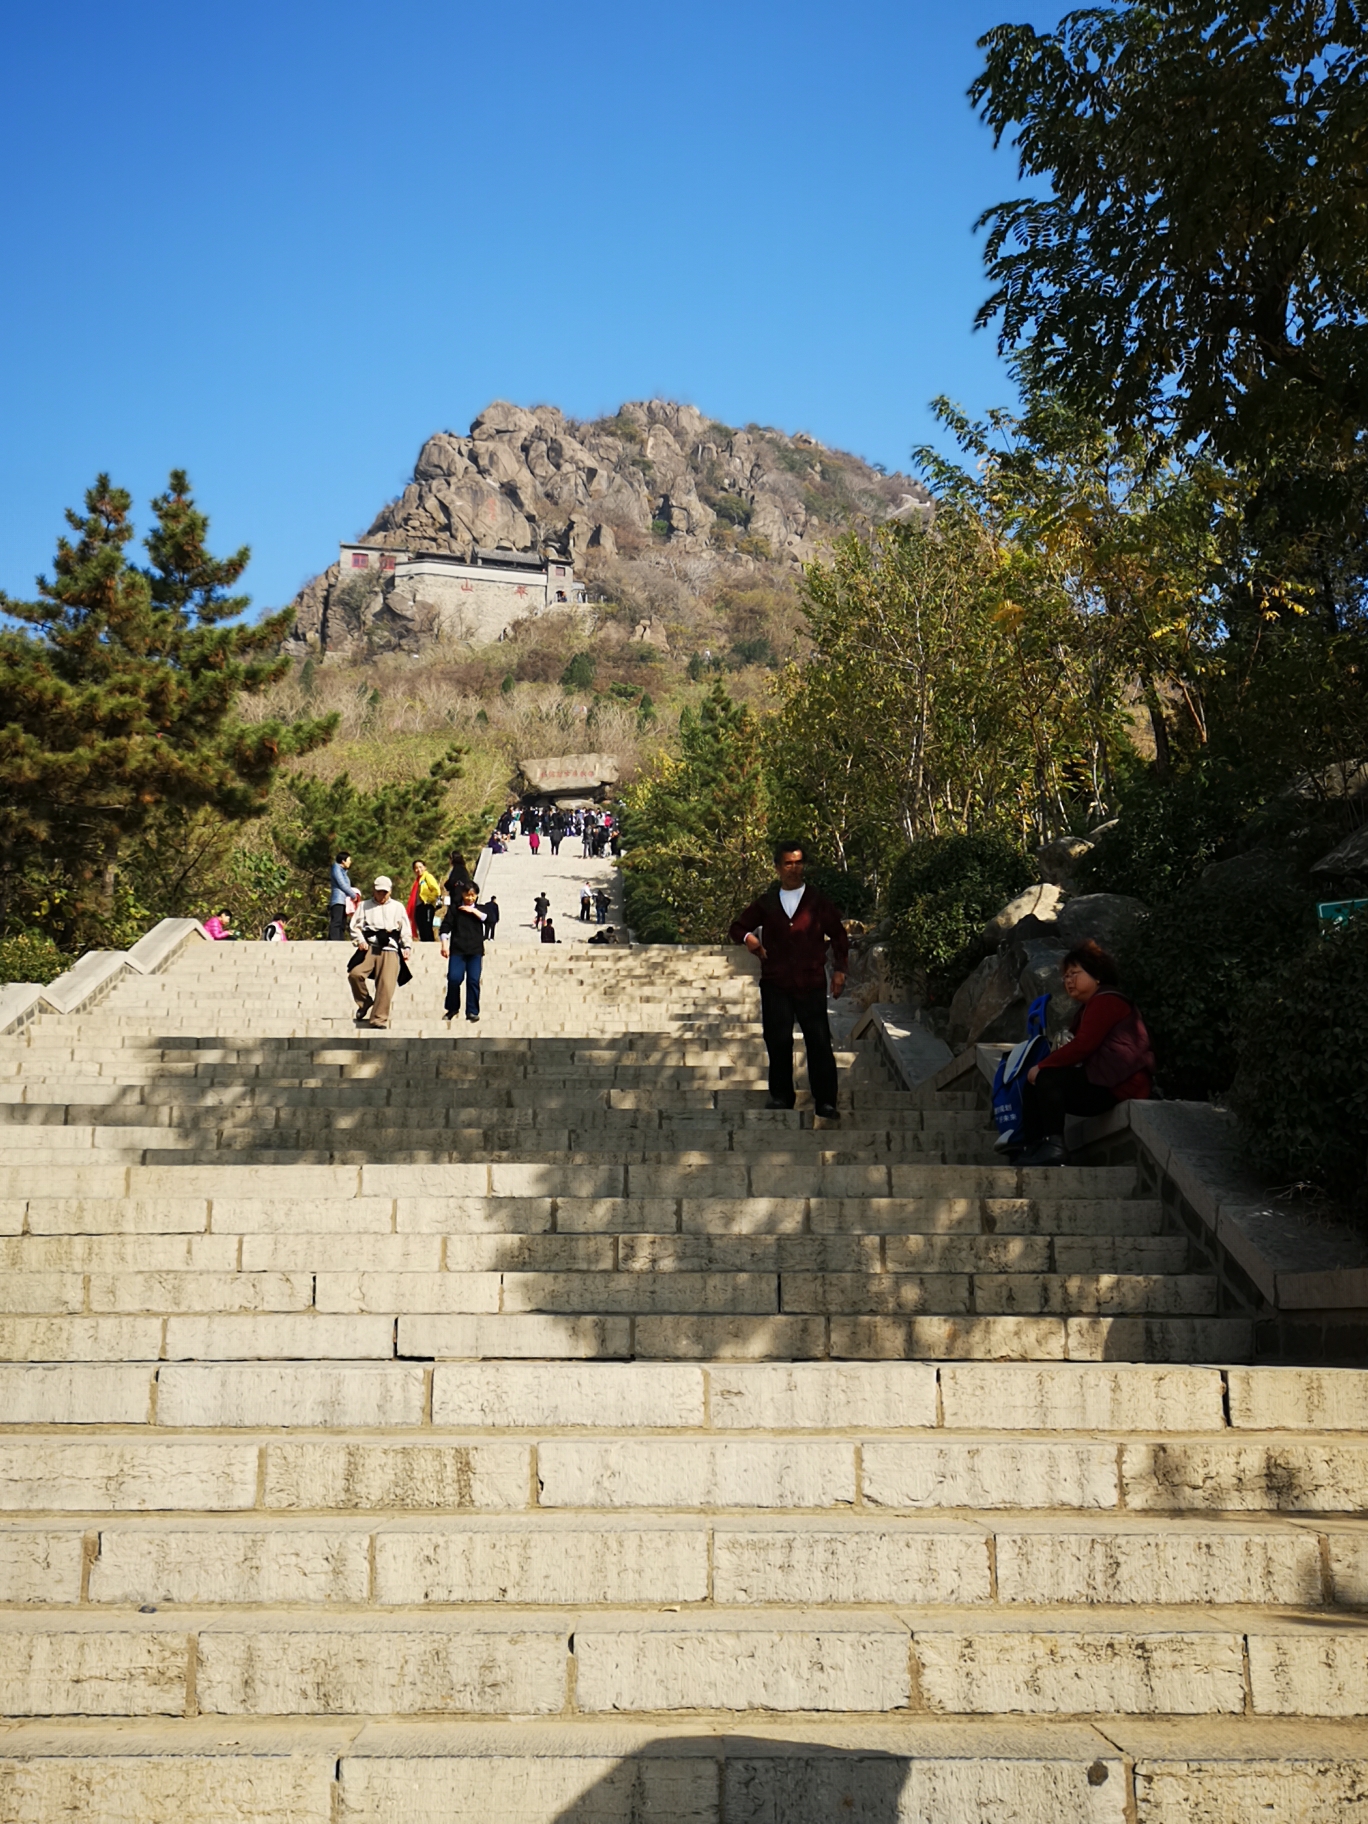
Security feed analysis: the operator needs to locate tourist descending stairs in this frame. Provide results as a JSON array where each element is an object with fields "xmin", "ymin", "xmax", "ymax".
[{"xmin": 0, "ymin": 938, "xmax": 1362, "ymax": 1821}]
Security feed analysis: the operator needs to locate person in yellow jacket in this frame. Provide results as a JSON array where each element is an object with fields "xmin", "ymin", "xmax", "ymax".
[{"xmin": 407, "ymin": 858, "xmax": 442, "ymax": 943}]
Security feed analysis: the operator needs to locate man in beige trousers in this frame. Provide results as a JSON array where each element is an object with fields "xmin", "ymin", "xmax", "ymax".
[{"xmin": 348, "ymin": 876, "xmax": 413, "ymax": 1028}]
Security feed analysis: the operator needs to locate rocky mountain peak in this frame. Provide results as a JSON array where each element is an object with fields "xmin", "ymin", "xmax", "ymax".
[{"xmin": 287, "ymin": 398, "xmax": 928, "ymax": 656}]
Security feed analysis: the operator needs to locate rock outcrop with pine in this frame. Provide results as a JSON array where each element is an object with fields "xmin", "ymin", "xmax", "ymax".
[{"xmin": 287, "ymin": 398, "xmax": 929, "ymax": 654}]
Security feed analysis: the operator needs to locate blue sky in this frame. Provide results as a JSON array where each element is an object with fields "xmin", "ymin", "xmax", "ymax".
[{"xmin": 0, "ymin": 1, "xmax": 1062, "ymax": 612}]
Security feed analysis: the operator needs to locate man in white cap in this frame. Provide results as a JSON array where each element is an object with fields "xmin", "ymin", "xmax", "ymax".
[{"xmin": 348, "ymin": 875, "xmax": 413, "ymax": 1028}]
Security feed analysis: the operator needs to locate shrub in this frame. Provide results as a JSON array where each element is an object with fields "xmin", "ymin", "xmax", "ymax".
[
  {"xmin": 0, "ymin": 930, "xmax": 68, "ymax": 986},
  {"xmin": 1080, "ymin": 763, "xmax": 1261, "ymax": 900},
  {"xmin": 885, "ymin": 833, "xmax": 1033, "ymax": 1000},
  {"xmin": 560, "ymin": 652, "xmax": 597, "ymax": 690},
  {"xmin": 1119, "ymin": 870, "xmax": 1317, "ymax": 1099},
  {"xmin": 805, "ymin": 865, "xmax": 875, "ymax": 920},
  {"xmin": 1231, "ymin": 914, "xmax": 1368, "ymax": 1212},
  {"xmin": 728, "ymin": 636, "xmax": 777, "ymax": 669}
]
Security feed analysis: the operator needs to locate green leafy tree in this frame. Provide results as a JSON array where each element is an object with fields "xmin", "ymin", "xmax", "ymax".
[
  {"xmin": 885, "ymin": 833, "xmax": 1034, "ymax": 1001},
  {"xmin": 768, "ymin": 514, "xmax": 1114, "ymax": 890},
  {"xmin": 0, "ymin": 474, "xmax": 334, "ymax": 946},
  {"xmin": 974, "ymin": 3, "xmax": 1368, "ymax": 471},
  {"xmin": 973, "ymin": 2, "xmax": 1368, "ymax": 624}
]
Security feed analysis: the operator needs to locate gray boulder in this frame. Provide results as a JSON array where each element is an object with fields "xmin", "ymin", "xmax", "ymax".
[
  {"xmin": 1311, "ymin": 825, "xmax": 1368, "ymax": 879},
  {"xmin": 1034, "ymin": 835, "xmax": 1095, "ymax": 887},
  {"xmin": 947, "ymin": 951, "xmax": 1022, "ymax": 1052},
  {"xmin": 1054, "ymin": 893, "xmax": 1148, "ymax": 954},
  {"xmin": 982, "ymin": 883, "xmax": 1063, "ymax": 948}
]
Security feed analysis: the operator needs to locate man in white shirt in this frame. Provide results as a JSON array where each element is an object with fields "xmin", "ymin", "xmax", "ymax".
[
  {"xmin": 728, "ymin": 842, "xmax": 849, "ymax": 1118},
  {"xmin": 348, "ymin": 876, "xmax": 413, "ymax": 1029}
]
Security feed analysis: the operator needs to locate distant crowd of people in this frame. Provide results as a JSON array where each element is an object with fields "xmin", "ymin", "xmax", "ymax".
[
  {"xmin": 199, "ymin": 798, "xmax": 627, "ymax": 1030},
  {"xmin": 491, "ymin": 805, "xmax": 620, "ymax": 859}
]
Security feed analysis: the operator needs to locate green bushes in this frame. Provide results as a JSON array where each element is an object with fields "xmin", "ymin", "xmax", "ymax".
[
  {"xmin": 560, "ymin": 652, "xmax": 597, "ymax": 690},
  {"xmin": 885, "ymin": 834, "xmax": 1033, "ymax": 1000},
  {"xmin": 1232, "ymin": 916, "xmax": 1368, "ymax": 1212},
  {"xmin": 1119, "ymin": 870, "xmax": 1317, "ymax": 1100},
  {"xmin": 0, "ymin": 931, "xmax": 68, "ymax": 985}
]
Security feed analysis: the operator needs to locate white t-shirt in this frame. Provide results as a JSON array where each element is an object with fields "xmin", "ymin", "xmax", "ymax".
[{"xmin": 778, "ymin": 885, "xmax": 805, "ymax": 919}]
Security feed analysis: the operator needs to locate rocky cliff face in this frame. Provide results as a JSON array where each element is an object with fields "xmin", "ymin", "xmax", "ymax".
[{"xmin": 287, "ymin": 397, "xmax": 930, "ymax": 656}]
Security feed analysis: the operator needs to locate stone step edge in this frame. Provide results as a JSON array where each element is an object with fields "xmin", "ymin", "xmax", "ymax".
[{"xmin": 4, "ymin": 1359, "xmax": 1350, "ymax": 1431}]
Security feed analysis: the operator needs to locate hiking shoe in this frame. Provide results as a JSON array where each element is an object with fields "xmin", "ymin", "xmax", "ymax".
[
  {"xmin": 353, "ymin": 1008, "xmax": 373, "ymax": 1023},
  {"xmin": 815, "ymin": 1103, "xmax": 841, "ymax": 1120},
  {"xmin": 466, "ymin": 1015, "xmax": 480, "ymax": 1023},
  {"xmin": 1018, "ymin": 1139, "xmax": 1066, "ymax": 1167},
  {"xmin": 764, "ymin": 1096, "xmax": 796, "ymax": 1111}
]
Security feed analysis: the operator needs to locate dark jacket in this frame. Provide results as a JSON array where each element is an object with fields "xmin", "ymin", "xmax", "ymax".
[
  {"xmin": 728, "ymin": 882, "xmax": 849, "ymax": 996},
  {"xmin": 440, "ymin": 903, "xmax": 486, "ymax": 956}
]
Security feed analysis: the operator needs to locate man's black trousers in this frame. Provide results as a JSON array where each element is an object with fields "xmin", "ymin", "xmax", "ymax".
[
  {"xmin": 759, "ymin": 982, "xmax": 838, "ymax": 1109},
  {"xmin": 328, "ymin": 904, "xmax": 349, "ymax": 942},
  {"xmin": 1020, "ymin": 1065, "xmax": 1115, "ymax": 1145}
]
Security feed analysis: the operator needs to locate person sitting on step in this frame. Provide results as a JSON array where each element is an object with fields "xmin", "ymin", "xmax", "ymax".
[{"xmin": 1017, "ymin": 939, "xmax": 1154, "ymax": 1167}]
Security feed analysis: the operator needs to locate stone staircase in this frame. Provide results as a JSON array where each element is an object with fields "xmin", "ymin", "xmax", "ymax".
[{"xmin": 0, "ymin": 938, "xmax": 1363, "ymax": 1821}]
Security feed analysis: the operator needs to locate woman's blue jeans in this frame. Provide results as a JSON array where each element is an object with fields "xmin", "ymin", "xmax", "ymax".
[{"xmin": 445, "ymin": 952, "xmax": 482, "ymax": 1019}]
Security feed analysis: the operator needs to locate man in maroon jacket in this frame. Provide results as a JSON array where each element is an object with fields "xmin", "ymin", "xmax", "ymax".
[{"xmin": 729, "ymin": 840, "xmax": 849, "ymax": 1119}]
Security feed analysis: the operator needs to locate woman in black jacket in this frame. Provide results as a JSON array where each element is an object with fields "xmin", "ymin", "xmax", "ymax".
[{"xmin": 439, "ymin": 883, "xmax": 486, "ymax": 1023}]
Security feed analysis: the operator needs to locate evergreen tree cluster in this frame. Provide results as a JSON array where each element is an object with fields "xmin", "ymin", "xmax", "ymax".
[{"xmin": 0, "ymin": 473, "xmax": 335, "ymax": 948}]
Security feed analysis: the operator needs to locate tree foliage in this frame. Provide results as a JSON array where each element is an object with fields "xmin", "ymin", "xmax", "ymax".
[
  {"xmin": 618, "ymin": 683, "xmax": 771, "ymax": 943},
  {"xmin": 885, "ymin": 833, "xmax": 1034, "ymax": 1001},
  {"xmin": 974, "ymin": 3, "xmax": 1368, "ymax": 466},
  {"xmin": 1232, "ymin": 913, "xmax": 1368, "ymax": 1211},
  {"xmin": 0, "ymin": 473, "xmax": 334, "ymax": 945},
  {"xmin": 277, "ymin": 746, "xmax": 491, "ymax": 931}
]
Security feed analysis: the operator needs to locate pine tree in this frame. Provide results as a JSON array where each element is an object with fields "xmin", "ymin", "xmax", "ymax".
[
  {"xmin": 279, "ymin": 747, "xmax": 492, "ymax": 911},
  {"xmin": 0, "ymin": 473, "xmax": 335, "ymax": 943}
]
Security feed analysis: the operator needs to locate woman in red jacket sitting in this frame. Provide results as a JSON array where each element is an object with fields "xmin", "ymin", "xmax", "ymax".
[{"xmin": 1018, "ymin": 938, "xmax": 1154, "ymax": 1167}]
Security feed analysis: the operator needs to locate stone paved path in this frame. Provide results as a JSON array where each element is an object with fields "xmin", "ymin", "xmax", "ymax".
[
  {"xmin": 0, "ymin": 938, "xmax": 1359, "ymax": 1821},
  {"xmin": 477, "ymin": 834, "xmax": 623, "ymax": 944}
]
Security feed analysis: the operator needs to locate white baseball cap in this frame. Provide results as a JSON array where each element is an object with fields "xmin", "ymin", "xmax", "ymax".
[{"xmin": 374, "ymin": 876, "xmax": 393, "ymax": 893}]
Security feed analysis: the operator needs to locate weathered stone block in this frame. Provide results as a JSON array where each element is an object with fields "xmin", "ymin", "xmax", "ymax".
[
  {"xmin": 155, "ymin": 1363, "xmax": 425, "ymax": 1429},
  {"xmin": 916, "ymin": 1627, "xmax": 1245, "ymax": 1715},
  {"xmin": 707, "ymin": 1363, "xmax": 938, "ymax": 1431},
  {"xmin": 939, "ymin": 1365, "xmax": 1225, "ymax": 1433},
  {"xmin": 89, "ymin": 1527, "xmax": 371, "ymax": 1604},
  {"xmin": 862, "ymin": 1441, "xmax": 1118, "ymax": 1510},
  {"xmin": 713, "ymin": 1525, "xmax": 990, "ymax": 1604},
  {"xmin": 0, "ymin": 1628, "xmax": 189, "ymax": 1715},
  {"xmin": 263, "ymin": 1441, "xmax": 529, "ymax": 1512},
  {"xmin": 574, "ymin": 1624, "xmax": 910, "ymax": 1712},
  {"xmin": 432, "ymin": 1362, "xmax": 704, "ymax": 1429},
  {"xmin": 0, "ymin": 1443, "xmax": 257, "ymax": 1512},
  {"xmin": 373, "ymin": 1525, "xmax": 708, "ymax": 1605},
  {"xmin": 195, "ymin": 1624, "xmax": 566, "ymax": 1715},
  {"xmin": 537, "ymin": 1439, "xmax": 854, "ymax": 1509}
]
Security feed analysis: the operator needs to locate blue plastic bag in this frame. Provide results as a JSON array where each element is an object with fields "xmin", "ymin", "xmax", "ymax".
[{"xmin": 991, "ymin": 994, "xmax": 1052, "ymax": 1152}]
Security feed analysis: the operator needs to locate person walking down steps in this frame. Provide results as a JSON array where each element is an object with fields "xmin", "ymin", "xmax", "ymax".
[
  {"xmin": 730, "ymin": 839, "xmax": 849, "ymax": 1120},
  {"xmin": 440, "ymin": 883, "xmax": 486, "ymax": 1024},
  {"xmin": 534, "ymin": 892, "xmax": 550, "ymax": 931},
  {"xmin": 348, "ymin": 876, "xmax": 413, "ymax": 1029}
]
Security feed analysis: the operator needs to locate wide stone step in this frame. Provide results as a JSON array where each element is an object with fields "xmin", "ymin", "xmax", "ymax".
[
  {"xmin": 2, "ymin": 1510, "xmax": 1349, "ymax": 1608},
  {"xmin": 1, "ymin": 1231, "xmax": 1187, "ymax": 1275},
  {"xmin": 0, "ymin": 1606, "xmax": 1361, "ymax": 1719},
  {"xmin": 0, "ymin": 1423, "xmax": 1360, "ymax": 1510},
  {"xmin": 0, "ymin": 1267, "xmax": 1216, "ymax": 1319},
  {"xmin": 3, "ymin": 1358, "xmax": 1306, "ymax": 1429},
  {"xmin": 2, "ymin": 1715, "xmax": 1366, "ymax": 1824}
]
